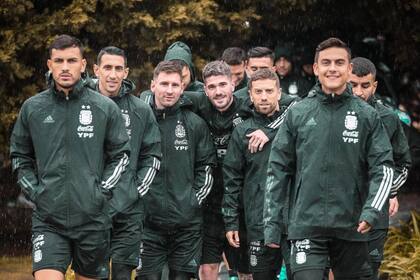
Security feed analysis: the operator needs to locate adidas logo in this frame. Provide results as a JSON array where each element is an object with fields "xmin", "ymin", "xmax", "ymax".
[
  {"xmin": 43, "ymin": 115, "xmax": 55, "ymax": 123},
  {"xmin": 369, "ymin": 248, "xmax": 380, "ymax": 256},
  {"xmin": 188, "ymin": 259, "xmax": 198, "ymax": 267},
  {"xmin": 305, "ymin": 117, "xmax": 317, "ymax": 126}
]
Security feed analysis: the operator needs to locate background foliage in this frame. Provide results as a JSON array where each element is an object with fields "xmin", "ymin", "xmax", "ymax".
[
  {"xmin": 1, "ymin": 0, "xmax": 419, "ymax": 162},
  {"xmin": 382, "ymin": 211, "xmax": 420, "ymax": 279}
]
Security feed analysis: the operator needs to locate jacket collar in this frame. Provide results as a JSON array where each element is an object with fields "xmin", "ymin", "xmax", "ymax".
[
  {"xmin": 313, "ymin": 82, "xmax": 352, "ymax": 104},
  {"xmin": 152, "ymin": 95, "xmax": 193, "ymax": 119},
  {"xmin": 51, "ymin": 77, "xmax": 86, "ymax": 100},
  {"xmin": 251, "ymin": 108, "xmax": 282, "ymax": 124}
]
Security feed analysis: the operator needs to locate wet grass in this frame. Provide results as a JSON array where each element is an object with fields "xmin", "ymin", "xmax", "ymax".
[
  {"xmin": 0, "ymin": 258, "xmax": 138, "ymax": 280},
  {"xmin": 381, "ymin": 211, "xmax": 420, "ymax": 279},
  {"xmin": 0, "ymin": 256, "xmax": 32, "ymax": 280}
]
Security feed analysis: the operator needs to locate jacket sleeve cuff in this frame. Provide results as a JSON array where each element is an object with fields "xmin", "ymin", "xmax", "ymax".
[
  {"xmin": 264, "ymin": 226, "xmax": 282, "ymax": 245},
  {"xmin": 359, "ymin": 210, "xmax": 379, "ymax": 228},
  {"xmin": 225, "ymin": 221, "xmax": 239, "ymax": 232}
]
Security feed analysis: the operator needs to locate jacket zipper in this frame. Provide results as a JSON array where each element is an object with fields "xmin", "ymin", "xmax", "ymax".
[
  {"xmin": 65, "ymin": 95, "xmax": 70, "ymax": 227},
  {"xmin": 325, "ymin": 96, "xmax": 334, "ymax": 225}
]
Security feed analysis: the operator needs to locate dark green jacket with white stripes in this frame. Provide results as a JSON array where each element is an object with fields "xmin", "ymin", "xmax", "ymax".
[
  {"xmin": 96, "ymin": 79, "xmax": 162, "ymax": 217},
  {"xmin": 143, "ymin": 96, "xmax": 217, "ymax": 229},
  {"xmin": 222, "ymin": 96, "xmax": 297, "ymax": 242},
  {"xmin": 10, "ymin": 79, "xmax": 130, "ymax": 230},
  {"xmin": 368, "ymin": 96, "xmax": 411, "ymax": 229},
  {"xmin": 264, "ymin": 84, "xmax": 394, "ymax": 243},
  {"xmin": 180, "ymin": 91, "xmax": 296, "ymax": 216}
]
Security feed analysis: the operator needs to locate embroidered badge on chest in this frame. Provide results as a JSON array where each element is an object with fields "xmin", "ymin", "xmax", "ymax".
[
  {"xmin": 79, "ymin": 105, "xmax": 92, "ymax": 125},
  {"xmin": 121, "ymin": 109, "xmax": 130, "ymax": 127},
  {"xmin": 343, "ymin": 111, "xmax": 359, "ymax": 144},
  {"xmin": 344, "ymin": 111, "xmax": 358, "ymax": 130},
  {"xmin": 77, "ymin": 105, "xmax": 95, "ymax": 138},
  {"xmin": 174, "ymin": 121, "xmax": 188, "ymax": 151},
  {"xmin": 121, "ymin": 109, "xmax": 132, "ymax": 139}
]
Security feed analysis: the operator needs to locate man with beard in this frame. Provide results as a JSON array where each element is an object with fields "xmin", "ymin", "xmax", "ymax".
[
  {"xmin": 349, "ymin": 57, "xmax": 411, "ymax": 280},
  {"xmin": 10, "ymin": 35, "xmax": 130, "ymax": 280},
  {"xmin": 223, "ymin": 69, "xmax": 296, "ymax": 280}
]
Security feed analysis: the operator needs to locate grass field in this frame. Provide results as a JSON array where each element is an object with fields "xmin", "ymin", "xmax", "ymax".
[{"xmin": 0, "ymin": 256, "xmax": 32, "ymax": 280}]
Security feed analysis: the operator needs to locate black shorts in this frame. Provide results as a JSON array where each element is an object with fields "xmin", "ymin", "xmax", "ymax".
[
  {"xmin": 201, "ymin": 211, "xmax": 226, "ymax": 265},
  {"xmin": 290, "ymin": 238, "xmax": 372, "ymax": 279},
  {"xmin": 137, "ymin": 223, "xmax": 202, "ymax": 275},
  {"xmin": 248, "ymin": 240, "xmax": 282, "ymax": 273},
  {"xmin": 248, "ymin": 235, "xmax": 289, "ymax": 273},
  {"xmin": 368, "ymin": 229, "xmax": 388, "ymax": 263},
  {"xmin": 201, "ymin": 211, "xmax": 250, "ymax": 273},
  {"xmin": 111, "ymin": 200, "xmax": 143, "ymax": 267},
  {"xmin": 32, "ymin": 216, "xmax": 110, "ymax": 278}
]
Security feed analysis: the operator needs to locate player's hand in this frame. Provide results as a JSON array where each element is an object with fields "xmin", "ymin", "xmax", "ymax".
[
  {"xmin": 246, "ymin": 129, "xmax": 269, "ymax": 153},
  {"xmin": 357, "ymin": 220, "xmax": 371, "ymax": 234},
  {"xmin": 266, "ymin": 243, "xmax": 280, "ymax": 248},
  {"xmin": 389, "ymin": 197, "xmax": 399, "ymax": 217},
  {"xmin": 226, "ymin": 230, "xmax": 240, "ymax": 248}
]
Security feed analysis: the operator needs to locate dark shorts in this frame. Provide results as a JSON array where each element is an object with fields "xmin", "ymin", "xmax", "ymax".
[
  {"xmin": 248, "ymin": 235, "xmax": 289, "ymax": 273},
  {"xmin": 201, "ymin": 211, "xmax": 250, "ymax": 273},
  {"xmin": 111, "ymin": 201, "xmax": 143, "ymax": 267},
  {"xmin": 137, "ymin": 223, "xmax": 202, "ymax": 275},
  {"xmin": 290, "ymin": 238, "xmax": 372, "ymax": 279},
  {"xmin": 248, "ymin": 240, "xmax": 282, "ymax": 273},
  {"xmin": 368, "ymin": 229, "xmax": 388, "ymax": 264},
  {"xmin": 32, "ymin": 217, "xmax": 110, "ymax": 278}
]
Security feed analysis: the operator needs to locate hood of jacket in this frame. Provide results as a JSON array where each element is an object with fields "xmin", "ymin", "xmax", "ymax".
[
  {"xmin": 87, "ymin": 77, "xmax": 136, "ymax": 99},
  {"xmin": 164, "ymin": 41, "xmax": 196, "ymax": 82}
]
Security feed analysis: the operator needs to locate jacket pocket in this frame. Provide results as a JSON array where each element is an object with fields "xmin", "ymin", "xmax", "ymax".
[
  {"xmin": 290, "ymin": 178, "xmax": 302, "ymax": 222},
  {"xmin": 245, "ymin": 183, "xmax": 264, "ymax": 229},
  {"xmin": 32, "ymin": 184, "xmax": 46, "ymax": 206}
]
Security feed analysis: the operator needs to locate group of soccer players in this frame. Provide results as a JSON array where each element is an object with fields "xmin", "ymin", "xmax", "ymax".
[{"xmin": 10, "ymin": 34, "xmax": 410, "ymax": 280}]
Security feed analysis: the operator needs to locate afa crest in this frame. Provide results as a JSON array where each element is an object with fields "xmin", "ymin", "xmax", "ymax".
[
  {"xmin": 79, "ymin": 105, "xmax": 92, "ymax": 125},
  {"xmin": 121, "ymin": 110, "xmax": 130, "ymax": 127},
  {"xmin": 344, "ymin": 111, "xmax": 358, "ymax": 130},
  {"xmin": 175, "ymin": 122, "xmax": 186, "ymax": 138}
]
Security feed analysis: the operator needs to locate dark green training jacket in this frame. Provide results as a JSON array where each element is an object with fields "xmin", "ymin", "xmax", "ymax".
[
  {"xmin": 93, "ymin": 79, "xmax": 162, "ymax": 216},
  {"xmin": 264, "ymin": 84, "xmax": 394, "ymax": 243},
  {"xmin": 10, "ymin": 79, "xmax": 130, "ymax": 230},
  {"xmin": 181, "ymin": 91, "xmax": 296, "ymax": 216},
  {"xmin": 235, "ymin": 75, "xmax": 248, "ymax": 92},
  {"xmin": 222, "ymin": 96, "xmax": 298, "ymax": 242},
  {"xmin": 144, "ymin": 96, "xmax": 216, "ymax": 229},
  {"xmin": 279, "ymin": 73, "xmax": 313, "ymax": 98},
  {"xmin": 368, "ymin": 96, "xmax": 411, "ymax": 229}
]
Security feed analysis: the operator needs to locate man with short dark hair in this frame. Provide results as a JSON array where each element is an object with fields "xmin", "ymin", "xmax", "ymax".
[
  {"xmin": 137, "ymin": 60, "xmax": 216, "ymax": 280},
  {"xmin": 10, "ymin": 35, "xmax": 130, "ymax": 280},
  {"xmin": 274, "ymin": 45, "xmax": 312, "ymax": 98},
  {"xmin": 349, "ymin": 57, "xmax": 411, "ymax": 280},
  {"xmin": 178, "ymin": 61, "xmax": 279, "ymax": 280},
  {"xmin": 234, "ymin": 47, "xmax": 276, "ymax": 101},
  {"xmin": 264, "ymin": 38, "xmax": 394, "ymax": 280},
  {"xmin": 223, "ymin": 69, "xmax": 297, "ymax": 280},
  {"xmin": 221, "ymin": 47, "xmax": 248, "ymax": 91},
  {"xmin": 93, "ymin": 46, "xmax": 161, "ymax": 280}
]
